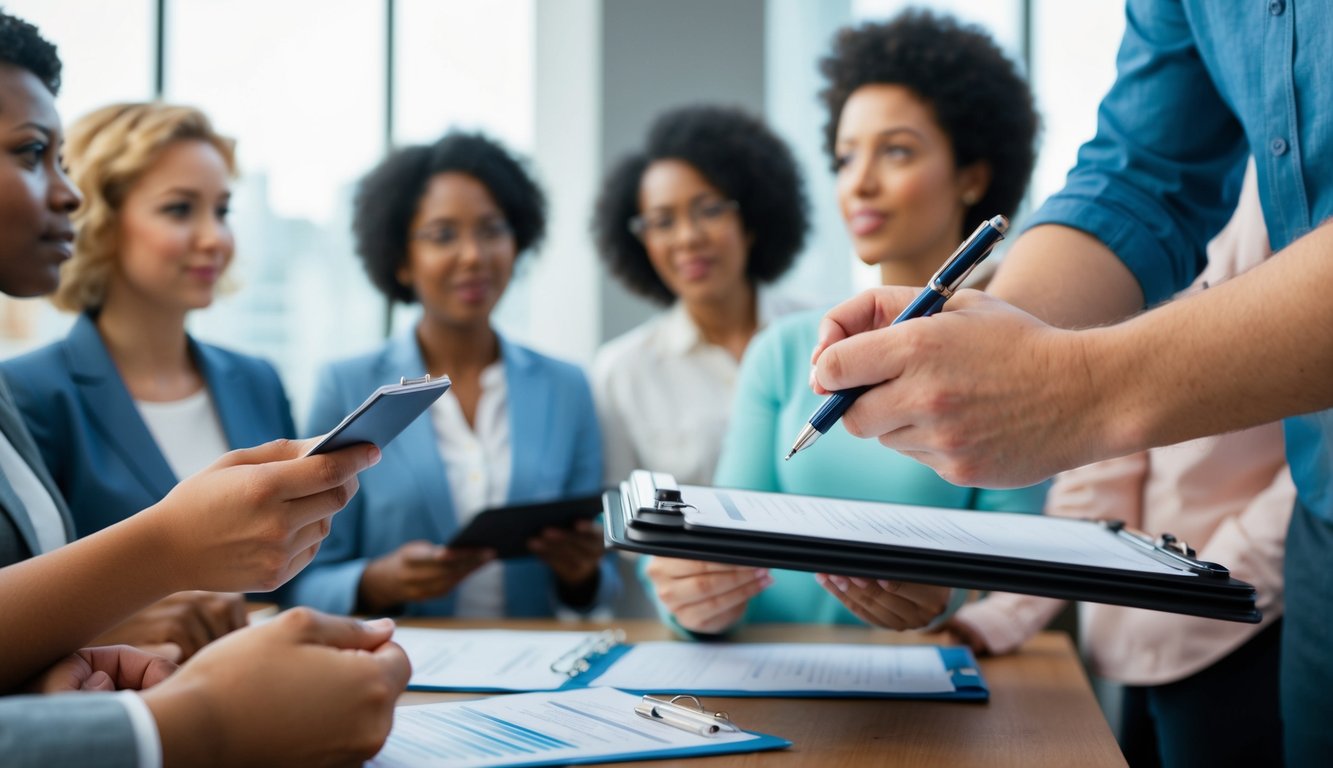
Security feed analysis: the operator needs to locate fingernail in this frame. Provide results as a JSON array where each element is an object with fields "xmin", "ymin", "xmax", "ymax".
[
  {"xmin": 808, "ymin": 366, "xmax": 817, "ymax": 389},
  {"xmin": 877, "ymin": 579, "xmax": 900, "ymax": 592},
  {"xmin": 849, "ymin": 577, "xmax": 869, "ymax": 589},
  {"xmin": 361, "ymin": 617, "xmax": 395, "ymax": 631},
  {"xmin": 366, "ymin": 445, "xmax": 382, "ymax": 466},
  {"xmin": 759, "ymin": 574, "xmax": 775, "ymax": 588},
  {"xmin": 830, "ymin": 575, "xmax": 849, "ymax": 591}
]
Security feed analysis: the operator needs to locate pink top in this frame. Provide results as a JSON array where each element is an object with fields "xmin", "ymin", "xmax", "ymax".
[{"xmin": 953, "ymin": 163, "xmax": 1293, "ymax": 685}]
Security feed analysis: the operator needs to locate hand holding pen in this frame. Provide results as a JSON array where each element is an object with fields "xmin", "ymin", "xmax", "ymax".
[{"xmin": 786, "ymin": 215, "xmax": 1009, "ymax": 460}]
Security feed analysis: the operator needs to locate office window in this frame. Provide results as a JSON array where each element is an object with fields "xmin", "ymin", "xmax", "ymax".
[
  {"xmin": 852, "ymin": 0, "xmax": 1023, "ymax": 62},
  {"xmin": 164, "ymin": 0, "xmax": 387, "ymax": 423},
  {"xmin": 390, "ymin": 0, "xmax": 536, "ymax": 345},
  {"xmin": 1028, "ymin": 0, "xmax": 1125, "ymax": 204}
]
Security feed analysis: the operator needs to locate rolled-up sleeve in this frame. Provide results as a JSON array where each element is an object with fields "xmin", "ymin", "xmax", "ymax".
[{"xmin": 1026, "ymin": 0, "xmax": 1248, "ymax": 305}]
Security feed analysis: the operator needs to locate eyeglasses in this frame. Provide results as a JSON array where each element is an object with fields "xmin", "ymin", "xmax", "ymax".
[
  {"xmin": 411, "ymin": 218, "xmax": 513, "ymax": 252},
  {"xmin": 628, "ymin": 198, "xmax": 739, "ymax": 242}
]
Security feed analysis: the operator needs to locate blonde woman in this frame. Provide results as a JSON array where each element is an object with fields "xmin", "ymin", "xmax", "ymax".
[{"xmin": 0, "ymin": 103, "xmax": 295, "ymax": 660}]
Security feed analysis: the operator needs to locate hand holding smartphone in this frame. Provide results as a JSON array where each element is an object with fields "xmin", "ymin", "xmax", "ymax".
[{"xmin": 306, "ymin": 375, "xmax": 451, "ymax": 456}]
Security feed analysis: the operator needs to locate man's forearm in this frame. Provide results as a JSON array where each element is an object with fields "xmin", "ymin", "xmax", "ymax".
[
  {"xmin": 990, "ymin": 224, "xmax": 1146, "ymax": 328},
  {"xmin": 1090, "ymin": 219, "xmax": 1333, "ymax": 454}
]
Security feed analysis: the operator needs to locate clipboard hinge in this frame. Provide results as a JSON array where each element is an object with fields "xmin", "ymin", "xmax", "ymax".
[{"xmin": 634, "ymin": 694, "xmax": 738, "ymax": 737}]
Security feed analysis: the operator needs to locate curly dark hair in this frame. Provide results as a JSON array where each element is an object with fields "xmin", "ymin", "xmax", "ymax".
[
  {"xmin": 352, "ymin": 131, "xmax": 546, "ymax": 304},
  {"xmin": 0, "ymin": 10, "xmax": 62, "ymax": 94},
  {"xmin": 819, "ymin": 10, "xmax": 1038, "ymax": 235},
  {"xmin": 592, "ymin": 105, "xmax": 809, "ymax": 306}
]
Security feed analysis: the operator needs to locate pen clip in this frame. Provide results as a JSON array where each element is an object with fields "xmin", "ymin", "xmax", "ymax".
[
  {"xmin": 929, "ymin": 215, "xmax": 1008, "ymax": 298},
  {"xmin": 634, "ymin": 695, "xmax": 738, "ymax": 737}
]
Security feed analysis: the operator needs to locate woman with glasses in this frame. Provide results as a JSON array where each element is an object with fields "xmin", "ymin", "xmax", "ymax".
[
  {"xmin": 1, "ymin": 102, "xmax": 292, "ymax": 659},
  {"xmin": 282, "ymin": 132, "xmax": 617, "ymax": 619},
  {"xmin": 642, "ymin": 12, "xmax": 1047, "ymax": 636},
  {"xmin": 591, "ymin": 104, "xmax": 810, "ymax": 488}
]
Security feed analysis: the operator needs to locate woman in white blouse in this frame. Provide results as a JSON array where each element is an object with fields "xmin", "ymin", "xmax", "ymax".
[
  {"xmin": 0, "ymin": 103, "xmax": 295, "ymax": 660},
  {"xmin": 590, "ymin": 105, "xmax": 810, "ymax": 486}
]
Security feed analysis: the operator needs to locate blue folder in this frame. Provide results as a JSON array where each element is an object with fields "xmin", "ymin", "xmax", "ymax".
[{"xmin": 407, "ymin": 634, "xmax": 988, "ymax": 702}]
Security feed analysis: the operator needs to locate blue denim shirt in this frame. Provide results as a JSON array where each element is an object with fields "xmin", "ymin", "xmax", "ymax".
[{"xmin": 1026, "ymin": 0, "xmax": 1332, "ymax": 520}]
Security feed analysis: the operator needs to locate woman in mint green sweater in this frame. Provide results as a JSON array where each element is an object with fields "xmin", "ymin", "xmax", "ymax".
[{"xmin": 643, "ymin": 11, "xmax": 1046, "ymax": 635}]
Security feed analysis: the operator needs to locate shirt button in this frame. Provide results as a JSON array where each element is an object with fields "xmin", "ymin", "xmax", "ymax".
[
  {"xmin": 1270, "ymin": 137, "xmax": 1288, "ymax": 156},
  {"xmin": 1269, "ymin": 0, "xmax": 1285, "ymax": 15}
]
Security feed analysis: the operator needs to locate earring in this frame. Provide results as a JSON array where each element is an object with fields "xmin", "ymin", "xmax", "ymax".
[{"xmin": 962, "ymin": 191, "xmax": 979, "ymax": 206}]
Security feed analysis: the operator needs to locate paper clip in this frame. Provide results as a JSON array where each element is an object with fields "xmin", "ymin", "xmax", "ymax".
[
  {"xmin": 548, "ymin": 629, "xmax": 626, "ymax": 678},
  {"xmin": 634, "ymin": 694, "xmax": 739, "ymax": 737}
]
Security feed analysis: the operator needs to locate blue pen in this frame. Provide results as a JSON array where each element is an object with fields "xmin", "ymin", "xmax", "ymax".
[{"xmin": 784, "ymin": 215, "xmax": 1009, "ymax": 460}]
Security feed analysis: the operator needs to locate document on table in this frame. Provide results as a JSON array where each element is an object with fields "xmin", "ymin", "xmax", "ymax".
[
  {"xmin": 395, "ymin": 626, "xmax": 983, "ymax": 699},
  {"xmin": 392, "ymin": 627, "xmax": 602, "ymax": 691},
  {"xmin": 367, "ymin": 687, "xmax": 789, "ymax": 768},
  {"xmin": 678, "ymin": 483, "xmax": 1189, "ymax": 576},
  {"xmin": 587, "ymin": 641, "xmax": 956, "ymax": 694}
]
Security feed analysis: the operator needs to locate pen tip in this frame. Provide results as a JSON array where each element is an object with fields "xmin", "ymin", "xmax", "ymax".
[{"xmin": 784, "ymin": 449, "xmax": 795, "ymax": 461}]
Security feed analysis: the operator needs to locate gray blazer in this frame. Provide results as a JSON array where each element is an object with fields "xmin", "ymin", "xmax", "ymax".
[
  {"xmin": 0, "ymin": 693, "xmax": 139, "ymax": 768},
  {"xmin": 0, "ymin": 375, "xmax": 74, "ymax": 569},
  {"xmin": 0, "ymin": 387, "xmax": 136, "ymax": 765}
]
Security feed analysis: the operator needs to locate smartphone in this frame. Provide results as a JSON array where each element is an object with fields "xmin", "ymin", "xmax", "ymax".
[
  {"xmin": 448, "ymin": 495, "xmax": 604, "ymax": 558},
  {"xmin": 306, "ymin": 375, "xmax": 451, "ymax": 456}
]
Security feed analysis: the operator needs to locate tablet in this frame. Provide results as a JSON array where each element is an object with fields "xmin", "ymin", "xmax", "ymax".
[
  {"xmin": 449, "ymin": 495, "xmax": 604, "ymax": 558},
  {"xmin": 306, "ymin": 375, "xmax": 451, "ymax": 456}
]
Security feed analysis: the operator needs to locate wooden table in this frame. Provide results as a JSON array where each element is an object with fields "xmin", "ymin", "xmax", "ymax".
[{"xmin": 395, "ymin": 619, "xmax": 1125, "ymax": 767}]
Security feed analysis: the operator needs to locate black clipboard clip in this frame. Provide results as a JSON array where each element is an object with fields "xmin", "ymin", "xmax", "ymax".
[
  {"xmin": 634, "ymin": 694, "xmax": 739, "ymax": 737},
  {"xmin": 1101, "ymin": 520, "xmax": 1231, "ymax": 578},
  {"xmin": 548, "ymin": 629, "xmax": 626, "ymax": 677},
  {"xmin": 623, "ymin": 472, "xmax": 697, "ymax": 530}
]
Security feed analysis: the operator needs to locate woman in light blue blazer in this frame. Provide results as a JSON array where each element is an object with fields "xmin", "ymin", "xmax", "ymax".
[
  {"xmin": 0, "ymin": 103, "xmax": 293, "ymax": 659},
  {"xmin": 283, "ymin": 132, "xmax": 614, "ymax": 618}
]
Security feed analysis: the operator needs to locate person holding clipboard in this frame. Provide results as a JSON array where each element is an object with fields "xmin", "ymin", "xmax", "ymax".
[
  {"xmin": 803, "ymin": 1, "xmax": 1333, "ymax": 759},
  {"xmin": 282, "ymin": 132, "xmax": 617, "ymax": 619},
  {"xmin": 643, "ymin": 12, "xmax": 1047, "ymax": 636}
]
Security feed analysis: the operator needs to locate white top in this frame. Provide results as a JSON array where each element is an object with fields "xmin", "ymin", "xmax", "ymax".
[
  {"xmin": 591, "ymin": 289, "xmax": 806, "ymax": 486},
  {"xmin": 431, "ymin": 361, "xmax": 510, "ymax": 618},
  {"xmin": 0, "ymin": 426, "xmax": 67, "ymax": 553},
  {"xmin": 118, "ymin": 692, "xmax": 163, "ymax": 768},
  {"xmin": 135, "ymin": 389, "xmax": 229, "ymax": 480}
]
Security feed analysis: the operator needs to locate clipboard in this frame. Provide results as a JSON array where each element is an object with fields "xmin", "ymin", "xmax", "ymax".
[
  {"xmin": 367, "ymin": 687, "xmax": 790, "ymax": 768},
  {"xmin": 395, "ymin": 627, "xmax": 988, "ymax": 701},
  {"xmin": 307, "ymin": 374, "xmax": 450, "ymax": 455},
  {"xmin": 605, "ymin": 471, "xmax": 1261, "ymax": 623}
]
